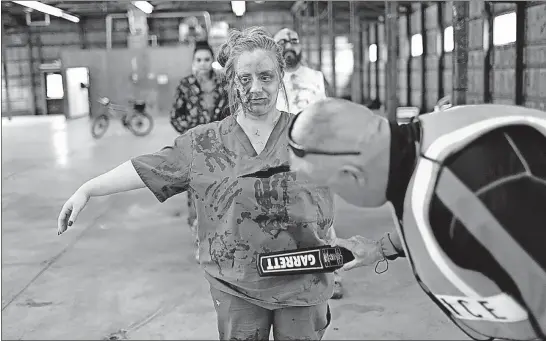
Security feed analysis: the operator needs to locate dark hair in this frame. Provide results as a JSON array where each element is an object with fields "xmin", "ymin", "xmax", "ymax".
[
  {"xmin": 193, "ymin": 41, "xmax": 214, "ymax": 58},
  {"xmin": 217, "ymin": 26, "xmax": 288, "ymax": 115}
]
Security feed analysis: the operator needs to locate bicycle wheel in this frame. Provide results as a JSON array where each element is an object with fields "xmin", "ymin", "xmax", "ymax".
[
  {"xmin": 128, "ymin": 112, "xmax": 154, "ymax": 137},
  {"xmin": 91, "ymin": 114, "xmax": 110, "ymax": 139}
]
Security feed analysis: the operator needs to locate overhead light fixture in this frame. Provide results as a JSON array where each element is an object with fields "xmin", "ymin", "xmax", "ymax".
[
  {"xmin": 61, "ymin": 12, "xmax": 80, "ymax": 23},
  {"xmin": 231, "ymin": 1, "xmax": 246, "ymax": 17},
  {"xmin": 132, "ymin": 1, "xmax": 154, "ymax": 14},
  {"xmin": 12, "ymin": 1, "xmax": 79, "ymax": 23}
]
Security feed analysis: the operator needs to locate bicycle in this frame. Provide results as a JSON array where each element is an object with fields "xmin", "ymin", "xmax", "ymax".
[{"xmin": 91, "ymin": 97, "xmax": 154, "ymax": 139}]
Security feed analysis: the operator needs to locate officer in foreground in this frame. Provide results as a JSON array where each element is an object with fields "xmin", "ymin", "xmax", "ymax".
[{"xmin": 288, "ymin": 98, "xmax": 546, "ymax": 341}]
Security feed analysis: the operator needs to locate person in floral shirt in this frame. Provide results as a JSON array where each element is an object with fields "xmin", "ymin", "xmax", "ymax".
[{"xmin": 170, "ymin": 41, "xmax": 229, "ymax": 261}]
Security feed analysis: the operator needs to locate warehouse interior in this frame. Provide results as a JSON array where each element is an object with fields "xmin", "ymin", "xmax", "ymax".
[
  {"xmin": 1, "ymin": 1, "xmax": 545, "ymax": 340},
  {"xmin": 3, "ymin": 1, "xmax": 544, "ymax": 120}
]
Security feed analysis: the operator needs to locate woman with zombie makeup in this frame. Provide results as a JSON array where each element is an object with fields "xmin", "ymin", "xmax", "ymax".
[{"xmin": 58, "ymin": 27, "xmax": 335, "ymax": 340}]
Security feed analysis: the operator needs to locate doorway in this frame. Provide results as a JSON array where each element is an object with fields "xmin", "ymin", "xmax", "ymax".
[
  {"xmin": 65, "ymin": 67, "xmax": 90, "ymax": 119},
  {"xmin": 44, "ymin": 71, "xmax": 64, "ymax": 115}
]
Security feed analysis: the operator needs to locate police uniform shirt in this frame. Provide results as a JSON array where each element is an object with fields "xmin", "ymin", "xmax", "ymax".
[{"xmin": 377, "ymin": 121, "xmax": 421, "ymax": 259}]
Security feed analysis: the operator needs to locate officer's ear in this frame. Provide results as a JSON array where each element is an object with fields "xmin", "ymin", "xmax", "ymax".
[{"xmin": 336, "ymin": 164, "xmax": 366, "ymax": 186}]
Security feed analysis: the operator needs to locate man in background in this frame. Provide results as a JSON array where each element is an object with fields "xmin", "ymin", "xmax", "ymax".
[
  {"xmin": 275, "ymin": 28, "xmax": 333, "ymax": 112},
  {"xmin": 274, "ymin": 27, "xmax": 344, "ymax": 299}
]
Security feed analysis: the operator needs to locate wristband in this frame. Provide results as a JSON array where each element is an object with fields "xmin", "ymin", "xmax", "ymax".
[{"xmin": 374, "ymin": 243, "xmax": 389, "ymax": 274}]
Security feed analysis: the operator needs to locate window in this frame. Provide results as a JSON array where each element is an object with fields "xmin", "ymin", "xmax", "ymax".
[
  {"xmin": 493, "ymin": 12, "xmax": 516, "ymax": 46},
  {"xmin": 483, "ymin": 19, "xmax": 490, "ymax": 50},
  {"xmin": 444, "ymin": 26, "xmax": 454, "ymax": 52},
  {"xmin": 411, "ymin": 34, "xmax": 423, "ymax": 57},
  {"xmin": 369, "ymin": 44, "xmax": 377, "ymax": 62},
  {"xmin": 231, "ymin": 1, "xmax": 246, "ymax": 16},
  {"xmin": 46, "ymin": 73, "xmax": 64, "ymax": 99},
  {"xmin": 335, "ymin": 36, "xmax": 354, "ymax": 73}
]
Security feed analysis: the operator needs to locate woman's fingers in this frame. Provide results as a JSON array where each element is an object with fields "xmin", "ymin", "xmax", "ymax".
[{"xmin": 57, "ymin": 204, "xmax": 72, "ymax": 235}]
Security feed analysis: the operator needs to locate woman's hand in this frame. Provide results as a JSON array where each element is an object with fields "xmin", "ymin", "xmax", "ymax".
[
  {"xmin": 331, "ymin": 236, "xmax": 384, "ymax": 271},
  {"xmin": 57, "ymin": 188, "xmax": 90, "ymax": 235},
  {"xmin": 56, "ymin": 160, "xmax": 147, "ymax": 235}
]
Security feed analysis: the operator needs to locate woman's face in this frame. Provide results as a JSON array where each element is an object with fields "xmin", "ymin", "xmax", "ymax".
[
  {"xmin": 234, "ymin": 49, "xmax": 281, "ymax": 117},
  {"xmin": 193, "ymin": 49, "xmax": 213, "ymax": 76}
]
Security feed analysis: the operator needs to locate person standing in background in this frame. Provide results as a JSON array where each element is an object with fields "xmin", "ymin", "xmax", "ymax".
[
  {"xmin": 274, "ymin": 27, "xmax": 344, "ymax": 300},
  {"xmin": 170, "ymin": 40, "xmax": 229, "ymax": 262},
  {"xmin": 275, "ymin": 28, "xmax": 334, "ymax": 112}
]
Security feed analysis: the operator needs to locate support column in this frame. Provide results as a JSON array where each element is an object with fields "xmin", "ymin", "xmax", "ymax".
[
  {"xmin": 79, "ymin": 17, "xmax": 87, "ymax": 49},
  {"xmin": 27, "ymin": 25, "xmax": 38, "ymax": 115},
  {"xmin": 305, "ymin": 3, "xmax": 311, "ymax": 61},
  {"xmin": 483, "ymin": 1, "xmax": 493, "ymax": 103},
  {"xmin": 36, "ymin": 31, "xmax": 45, "ymax": 115},
  {"xmin": 315, "ymin": 1, "xmax": 322, "ymax": 70},
  {"xmin": 385, "ymin": 1, "xmax": 399, "ymax": 121},
  {"xmin": 1, "ymin": 22, "xmax": 13, "ymax": 119},
  {"xmin": 515, "ymin": 2, "xmax": 525, "ymax": 105},
  {"xmin": 350, "ymin": 1, "xmax": 362, "ymax": 104},
  {"xmin": 452, "ymin": 1, "xmax": 469, "ymax": 105},
  {"xmin": 438, "ymin": 3, "xmax": 445, "ymax": 99},
  {"xmin": 366, "ymin": 23, "xmax": 372, "ymax": 99},
  {"xmin": 375, "ymin": 23, "xmax": 380, "ymax": 102},
  {"xmin": 420, "ymin": 3, "xmax": 427, "ymax": 111},
  {"xmin": 359, "ymin": 18, "xmax": 366, "ymax": 102},
  {"xmin": 406, "ymin": 6, "xmax": 412, "ymax": 106},
  {"xmin": 328, "ymin": 1, "xmax": 336, "ymax": 96}
]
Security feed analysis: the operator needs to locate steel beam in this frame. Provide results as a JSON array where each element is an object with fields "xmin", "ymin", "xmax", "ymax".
[
  {"xmin": 385, "ymin": 1, "xmax": 399, "ymax": 120},
  {"xmin": 452, "ymin": 1, "xmax": 469, "ymax": 105},
  {"xmin": 515, "ymin": 1, "xmax": 525, "ymax": 105},
  {"xmin": 328, "ymin": 1, "xmax": 336, "ymax": 96}
]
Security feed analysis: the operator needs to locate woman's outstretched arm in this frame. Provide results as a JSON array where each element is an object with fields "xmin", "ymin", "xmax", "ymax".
[{"xmin": 57, "ymin": 160, "xmax": 145, "ymax": 234}]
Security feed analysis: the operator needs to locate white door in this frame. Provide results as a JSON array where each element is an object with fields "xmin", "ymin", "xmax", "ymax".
[{"xmin": 65, "ymin": 67, "xmax": 90, "ymax": 118}]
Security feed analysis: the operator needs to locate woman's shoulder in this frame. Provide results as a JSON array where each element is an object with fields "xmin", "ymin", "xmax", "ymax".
[
  {"xmin": 187, "ymin": 115, "xmax": 236, "ymax": 137},
  {"xmin": 179, "ymin": 74, "xmax": 197, "ymax": 86}
]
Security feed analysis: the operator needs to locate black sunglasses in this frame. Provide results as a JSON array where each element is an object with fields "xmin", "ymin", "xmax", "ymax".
[{"xmin": 287, "ymin": 112, "xmax": 362, "ymax": 158}]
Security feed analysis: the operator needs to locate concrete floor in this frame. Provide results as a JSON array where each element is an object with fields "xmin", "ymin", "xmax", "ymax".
[{"xmin": 1, "ymin": 115, "xmax": 469, "ymax": 340}]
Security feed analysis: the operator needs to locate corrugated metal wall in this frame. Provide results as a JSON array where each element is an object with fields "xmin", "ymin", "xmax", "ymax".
[
  {"xmin": 524, "ymin": 2, "xmax": 546, "ymax": 111},
  {"xmin": 351, "ymin": 1, "xmax": 544, "ymax": 113}
]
